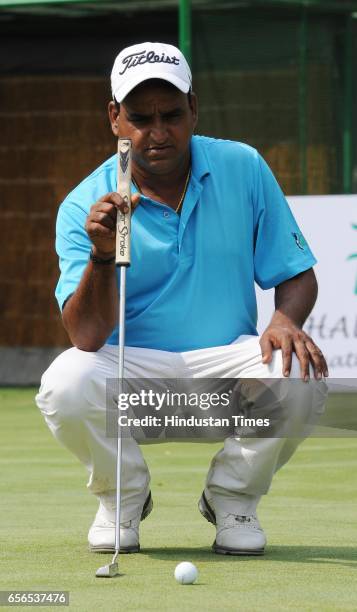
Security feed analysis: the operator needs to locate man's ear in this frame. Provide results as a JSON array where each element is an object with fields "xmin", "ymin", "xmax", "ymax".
[{"xmin": 108, "ymin": 101, "xmax": 120, "ymax": 137}]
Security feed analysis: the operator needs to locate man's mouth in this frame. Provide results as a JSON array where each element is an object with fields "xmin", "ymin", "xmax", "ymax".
[
  {"xmin": 146, "ymin": 146, "xmax": 173, "ymax": 158},
  {"xmin": 147, "ymin": 145, "xmax": 169, "ymax": 149}
]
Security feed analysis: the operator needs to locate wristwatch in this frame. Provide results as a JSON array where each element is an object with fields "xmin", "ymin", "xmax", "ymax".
[{"xmin": 89, "ymin": 249, "xmax": 115, "ymax": 264}]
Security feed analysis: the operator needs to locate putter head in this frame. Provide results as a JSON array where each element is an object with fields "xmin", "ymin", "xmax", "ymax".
[{"xmin": 95, "ymin": 562, "xmax": 119, "ymax": 578}]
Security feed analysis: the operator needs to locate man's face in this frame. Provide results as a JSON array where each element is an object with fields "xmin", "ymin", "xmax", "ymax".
[{"xmin": 108, "ymin": 80, "xmax": 198, "ymax": 176}]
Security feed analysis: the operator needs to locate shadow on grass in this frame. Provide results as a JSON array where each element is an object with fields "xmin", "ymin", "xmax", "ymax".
[{"xmin": 141, "ymin": 546, "xmax": 357, "ymax": 568}]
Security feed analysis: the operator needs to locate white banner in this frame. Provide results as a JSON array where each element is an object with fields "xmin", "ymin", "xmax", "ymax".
[{"xmin": 256, "ymin": 195, "xmax": 357, "ymax": 379}]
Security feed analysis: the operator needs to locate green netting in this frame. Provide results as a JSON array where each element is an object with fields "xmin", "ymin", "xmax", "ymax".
[
  {"xmin": 192, "ymin": 8, "xmax": 356, "ymax": 194},
  {"xmin": 1, "ymin": 0, "xmax": 357, "ymax": 8},
  {"xmin": 0, "ymin": 4, "xmax": 355, "ymax": 194}
]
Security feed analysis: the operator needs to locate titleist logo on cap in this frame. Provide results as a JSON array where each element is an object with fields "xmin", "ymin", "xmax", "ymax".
[
  {"xmin": 111, "ymin": 42, "xmax": 191, "ymax": 102},
  {"xmin": 119, "ymin": 50, "xmax": 180, "ymax": 75}
]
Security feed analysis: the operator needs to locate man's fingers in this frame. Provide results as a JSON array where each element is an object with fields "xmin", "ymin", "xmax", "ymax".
[
  {"xmin": 261, "ymin": 323, "xmax": 329, "ymax": 381},
  {"xmin": 260, "ymin": 336, "xmax": 273, "ymax": 364},
  {"xmin": 90, "ymin": 210, "xmax": 116, "ymax": 231},
  {"xmin": 280, "ymin": 337, "xmax": 293, "ymax": 377},
  {"xmin": 86, "ymin": 192, "xmax": 142, "ymax": 250},
  {"xmin": 97, "ymin": 192, "xmax": 141, "ymax": 214},
  {"xmin": 85, "ymin": 192, "xmax": 142, "ymax": 255},
  {"xmin": 98, "ymin": 192, "xmax": 124, "ymax": 206},
  {"xmin": 305, "ymin": 339, "xmax": 329, "ymax": 379},
  {"xmin": 94, "ymin": 202, "xmax": 118, "ymax": 220},
  {"xmin": 132, "ymin": 193, "xmax": 141, "ymax": 211},
  {"xmin": 96, "ymin": 192, "xmax": 129, "ymax": 214},
  {"xmin": 293, "ymin": 338, "xmax": 311, "ymax": 381},
  {"xmin": 88, "ymin": 223, "xmax": 116, "ymax": 239}
]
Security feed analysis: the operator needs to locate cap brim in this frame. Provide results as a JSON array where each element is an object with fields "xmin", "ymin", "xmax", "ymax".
[{"xmin": 113, "ymin": 72, "xmax": 190, "ymax": 103}]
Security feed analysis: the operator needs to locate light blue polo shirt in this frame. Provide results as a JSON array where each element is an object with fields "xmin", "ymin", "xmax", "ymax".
[{"xmin": 55, "ymin": 135, "xmax": 316, "ymax": 351}]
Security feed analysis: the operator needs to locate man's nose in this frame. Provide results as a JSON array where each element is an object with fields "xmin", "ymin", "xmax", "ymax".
[{"xmin": 150, "ymin": 118, "xmax": 168, "ymax": 143}]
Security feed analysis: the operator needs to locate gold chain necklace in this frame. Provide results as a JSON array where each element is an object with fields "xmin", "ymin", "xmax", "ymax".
[
  {"xmin": 175, "ymin": 167, "xmax": 191, "ymax": 214},
  {"xmin": 132, "ymin": 167, "xmax": 191, "ymax": 215}
]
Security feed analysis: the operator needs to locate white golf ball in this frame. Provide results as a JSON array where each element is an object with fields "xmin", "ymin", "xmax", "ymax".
[{"xmin": 174, "ymin": 561, "xmax": 198, "ymax": 585}]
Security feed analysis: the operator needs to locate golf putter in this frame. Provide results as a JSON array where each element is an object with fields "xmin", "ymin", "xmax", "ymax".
[{"xmin": 96, "ymin": 138, "xmax": 132, "ymax": 578}]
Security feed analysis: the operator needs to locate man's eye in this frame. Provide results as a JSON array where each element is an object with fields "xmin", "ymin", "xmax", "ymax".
[
  {"xmin": 166, "ymin": 112, "xmax": 182, "ymax": 120},
  {"xmin": 129, "ymin": 116, "xmax": 148, "ymax": 123}
]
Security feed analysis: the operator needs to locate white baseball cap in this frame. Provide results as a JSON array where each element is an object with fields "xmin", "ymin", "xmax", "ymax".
[{"xmin": 111, "ymin": 41, "xmax": 192, "ymax": 103}]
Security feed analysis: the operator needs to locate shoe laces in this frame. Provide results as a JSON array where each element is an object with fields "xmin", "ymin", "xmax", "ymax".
[
  {"xmin": 98, "ymin": 517, "xmax": 115, "ymax": 528},
  {"xmin": 98, "ymin": 503, "xmax": 139, "ymax": 530},
  {"xmin": 97, "ymin": 516, "xmax": 137, "ymax": 531},
  {"xmin": 221, "ymin": 513, "xmax": 261, "ymax": 530}
]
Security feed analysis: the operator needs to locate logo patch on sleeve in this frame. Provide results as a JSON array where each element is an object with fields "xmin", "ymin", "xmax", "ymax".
[{"xmin": 292, "ymin": 232, "xmax": 307, "ymax": 251}]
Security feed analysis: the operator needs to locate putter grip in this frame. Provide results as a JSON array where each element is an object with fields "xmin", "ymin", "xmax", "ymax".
[{"xmin": 116, "ymin": 138, "xmax": 132, "ymax": 266}]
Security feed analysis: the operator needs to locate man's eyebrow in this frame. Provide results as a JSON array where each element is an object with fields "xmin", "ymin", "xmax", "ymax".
[
  {"xmin": 125, "ymin": 107, "xmax": 184, "ymax": 119},
  {"xmin": 162, "ymin": 107, "xmax": 183, "ymax": 115},
  {"xmin": 126, "ymin": 110, "xmax": 151, "ymax": 119}
]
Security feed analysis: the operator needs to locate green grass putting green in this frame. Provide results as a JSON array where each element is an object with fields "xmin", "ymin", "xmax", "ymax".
[{"xmin": 0, "ymin": 388, "xmax": 356, "ymax": 611}]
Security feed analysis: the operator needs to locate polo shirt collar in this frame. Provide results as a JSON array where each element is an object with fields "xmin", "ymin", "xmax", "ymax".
[
  {"xmin": 176, "ymin": 138, "xmax": 210, "ymax": 251},
  {"xmin": 190, "ymin": 136, "xmax": 210, "ymax": 182}
]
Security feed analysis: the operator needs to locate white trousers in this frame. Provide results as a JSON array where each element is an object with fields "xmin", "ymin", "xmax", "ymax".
[{"xmin": 35, "ymin": 336, "xmax": 327, "ymax": 519}]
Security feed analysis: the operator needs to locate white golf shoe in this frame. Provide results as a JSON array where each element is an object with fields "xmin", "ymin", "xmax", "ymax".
[
  {"xmin": 88, "ymin": 492, "xmax": 153, "ymax": 553},
  {"xmin": 198, "ymin": 491, "xmax": 266, "ymax": 555}
]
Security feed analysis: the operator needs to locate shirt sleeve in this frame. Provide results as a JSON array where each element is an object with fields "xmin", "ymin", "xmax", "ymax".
[
  {"xmin": 253, "ymin": 153, "xmax": 316, "ymax": 290},
  {"xmin": 55, "ymin": 200, "xmax": 91, "ymax": 311}
]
